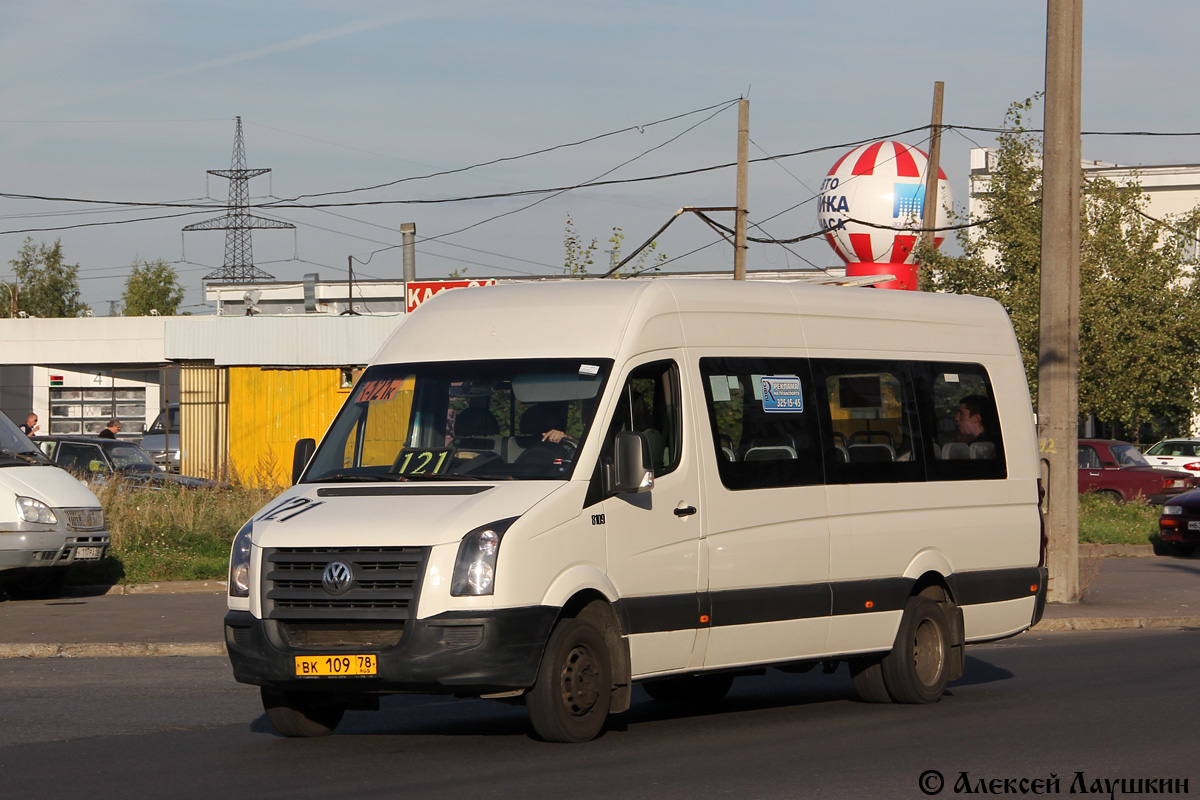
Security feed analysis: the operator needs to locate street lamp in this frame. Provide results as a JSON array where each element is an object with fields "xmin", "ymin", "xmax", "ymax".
[{"xmin": 0, "ymin": 281, "xmax": 17, "ymax": 317}]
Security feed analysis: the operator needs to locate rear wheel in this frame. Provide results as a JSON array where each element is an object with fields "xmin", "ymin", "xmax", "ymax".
[
  {"xmin": 643, "ymin": 673, "xmax": 734, "ymax": 705},
  {"xmin": 260, "ymin": 688, "xmax": 346, "ymax": 737},
  {"xmin": 880, "ymin": 596, "xmax": 952, "ymax": 704},
  {"xmin": 527, "ymin": 617, "xmax": 612, "ymax": 742}
]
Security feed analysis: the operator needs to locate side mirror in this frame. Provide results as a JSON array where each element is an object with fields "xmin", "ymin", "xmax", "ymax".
[
  {"xmin": 606, "ymin": 431, "xmax": 654, "ymax": 495},
  {"xmin": 292, "ymin": 438, "xmax": 316, "ymax": 485}
]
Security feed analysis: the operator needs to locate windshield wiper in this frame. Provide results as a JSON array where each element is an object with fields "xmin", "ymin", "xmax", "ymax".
[
  {"xmin": 311, "ymin": 473, "xmax": 407, "ymax": 483},
  {"xmin": 0, "ymin": 449, "xmax": 44, "ymax": 465},
  {"xmin": 395, "ymin": 472, "xmax": 491, "ymax": 481}
]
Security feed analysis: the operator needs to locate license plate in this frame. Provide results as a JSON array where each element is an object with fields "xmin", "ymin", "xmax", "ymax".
[
  {"xmin": 1188, "ymin": 521, "xmax": 1200, "ymax": 531},
  {"xmin": 295, "ymin": 655, "xmax": 377, "ymax": 677},
  {"xmin": 75, "ymin": 546, "xmax": 104, "ymax": 561}
]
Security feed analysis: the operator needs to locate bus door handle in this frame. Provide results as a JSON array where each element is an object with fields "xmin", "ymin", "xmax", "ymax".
[{"xmin": 674, "ymin": 504, "xmax": 698, "ymax": 517}]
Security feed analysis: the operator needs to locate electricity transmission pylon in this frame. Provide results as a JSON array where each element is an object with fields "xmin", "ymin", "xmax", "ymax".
[{"xmin": 185, "ymin": 116, "xmax": 293, "ymax": 282}]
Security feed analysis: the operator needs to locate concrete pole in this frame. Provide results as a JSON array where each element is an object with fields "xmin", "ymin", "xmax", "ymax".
[
  {"xmin": 734, "ymin": 99, "xmax": 749, "ymax": 280},
  {"xmin": 401, "ymin": 222, "xmax": 417, "ymax": 282},
  {"xmin": 1039, "ymin": 0, "xmax": 1083, "ymax": 603}
]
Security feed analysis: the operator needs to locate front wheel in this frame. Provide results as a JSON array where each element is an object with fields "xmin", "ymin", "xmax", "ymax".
[
  {"xmin": 527, "ymin": 617, "xmax": 612, "ymax": 742},
  {"xmin": 261, "ymin": 688, "xmax": 346, "ymax": 737},
  {"xmin": 3, "ymin": 567, "xmax": 69, "ymax": 600},
  {"xmin": 880, "ymin": 596, "xmax": 952, "ymax": 704}
]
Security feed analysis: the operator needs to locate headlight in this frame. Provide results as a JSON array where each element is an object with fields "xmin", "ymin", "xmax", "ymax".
[
  {"xmin": 451, "ymin": 518, "xmax": 517, "ymax": 597},
  {"xmin": 16, "ymin": 496, "xmax": 57, "ymax": 524},
  {"xmin": 228, "ymin": 520, "xmax": 253, "ymax": 598},
  {"xmin": 1162, "ymin": 505, "xmax": 1183, "ymax": 516}
]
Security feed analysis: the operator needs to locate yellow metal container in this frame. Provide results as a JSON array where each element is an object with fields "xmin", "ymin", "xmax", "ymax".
[{"xmin": 227, "ymin": 367, "xmax": 351, "ymax": 487}]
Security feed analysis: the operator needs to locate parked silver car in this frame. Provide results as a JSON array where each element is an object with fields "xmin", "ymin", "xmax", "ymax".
[{"xmin": 138, "ymin": 403, "xmax": 180, "ymax": 472}]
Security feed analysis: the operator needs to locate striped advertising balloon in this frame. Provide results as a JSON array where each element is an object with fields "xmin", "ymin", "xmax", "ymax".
[{"xmin": 817, "ymin": 140, "xmax": 952, "ymax": 290}]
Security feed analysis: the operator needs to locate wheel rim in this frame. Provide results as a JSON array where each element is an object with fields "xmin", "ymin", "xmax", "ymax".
[
  {"xmin": 912, "ymin": 618, "xmax": 945, "ymax": 687},
  {"xmin": 560, "ymin": 643, "xmax": 602, "ymax": 716}
]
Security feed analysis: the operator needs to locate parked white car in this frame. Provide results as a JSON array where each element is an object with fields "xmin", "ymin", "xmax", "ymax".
[
  {"xmin": 0, "ymin": 413, "xmax": 109, "ymax": 598},
  {"xmin": 1143, "ymin": 438, "xmax": 1200, "ymax": 474}
]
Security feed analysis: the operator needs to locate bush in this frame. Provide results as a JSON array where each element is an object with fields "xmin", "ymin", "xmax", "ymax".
[
  {"xmin": 1078, "ymin": 492, "xmax": 1160, "ymax": 545},
  {"xmin": 69, "ymin": 480, "xmax": 280, "ymax": 586}
]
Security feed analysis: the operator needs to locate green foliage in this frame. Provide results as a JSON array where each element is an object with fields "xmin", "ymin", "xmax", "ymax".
[
  {"xmin": 562, "ymin": 215, "xmax": 667, "ymax": 277},
  {"xmin": 1079, "ymin": 180, "xmax": 1200, "ymax": 436},
  {"xmin": 121, "ymin": 258, "xmax": 186, "ymax": 316},
  {"xmin": 5, "ymin": 237, "xmax": 89, "ymax": 318},
  {"xmin": 68, "ymin": 482, "xmax": 277, "ymax": 585},
  {"xmin": 563, "ymin": 214, "xmax": 598, "ymax": 276},
  {"xmin": 1078, "ymin": 492, "xmax": 1159, "ymax": 544},
  {"xmin": 920, "ymin": 95, "xmax": 1200, "ymax": 439}
]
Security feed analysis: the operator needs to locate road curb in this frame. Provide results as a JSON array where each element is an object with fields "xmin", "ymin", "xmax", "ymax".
[
  {"xmin": 0, "ymin": 642, "xmax": 226, "ymax": 659},
  {"xmin": 1033, "ymin": 615, "xmax": 1200, "ymax": 632},
  {"xmin": 65, "ymin": 580, "xmax": 228, "ymax": 596}
]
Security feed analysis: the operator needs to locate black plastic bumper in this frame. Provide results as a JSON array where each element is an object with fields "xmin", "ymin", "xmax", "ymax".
[
  {"xmin": 1031, "ymin": 566, "xmax": 1049, "ymax": 627},
  {"xmin": 225, "ymin": 605, "xmax": 559, "ymax": 696}
]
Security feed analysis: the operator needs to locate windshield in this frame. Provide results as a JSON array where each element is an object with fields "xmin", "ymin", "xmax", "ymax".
[
  {"xmin": 108, "ymin": 442, "xmax": 158, "ymax": 473},
  {"xmin": 146, "ymin": 405, "xmax": 179, "ymax": 436},
  {"xmin": 1110, "ymin": 444, "xmax": 1150, "ymax": 467},
  {"xmin": 0, "ymin": 414, "xmax": 50, "ymax": 466},
  {"xmin": 304, "ymin": 358, "xmax": 613, "ymax": 483},
  {"xmin": 1146, "ymin": 440, "xmax": 1200, "ymax": 458}
]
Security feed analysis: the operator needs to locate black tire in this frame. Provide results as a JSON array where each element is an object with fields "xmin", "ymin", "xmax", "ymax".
[
  {"xmin": 260, "ymin": 688, "xmax": 346, "ymax": 737},
  {"xmin": 4, "ymin": 567, "xmax": 69, "ymax": 600},
  {"xmin": 1096, "ymin": 490, "xmax": 1122, "ymax": 503},
  {"xmin": 880, "ymin": 596, "xmax": 952, "ymax": 704},
  {"xmin": 849, "ymin": 657, "xmax": 892, "ymax": 703},
  {"xmin": 527, "ymin": 617, "xmax": 612, "ymax": 743},
  {"xmin": 1153, "ymin": 539, "xmax": 1193, "ymax": 557},
  {"xmin": 643, "ymin": 673, "xmax": 734, "ymax": 705}
]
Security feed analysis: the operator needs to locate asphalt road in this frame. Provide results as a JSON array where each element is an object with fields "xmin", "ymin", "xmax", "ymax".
[{"xmin": 1, "ymin": 627, "xmax": 1196, "ymax": 800}]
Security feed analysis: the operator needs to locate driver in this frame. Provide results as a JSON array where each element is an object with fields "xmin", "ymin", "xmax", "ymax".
[{"xmin": 542, "ymin": 428, "xmax": 575, "ymax": 444}]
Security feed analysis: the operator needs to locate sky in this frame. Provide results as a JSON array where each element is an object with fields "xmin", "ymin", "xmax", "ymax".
[{"xmin": 2, "ymin": 0, "xmax": 1199, "ymax": 316}]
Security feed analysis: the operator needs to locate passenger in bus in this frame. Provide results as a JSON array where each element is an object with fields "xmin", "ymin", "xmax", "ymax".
[
  {"xmin": 951, "ymin": 394, "xmax": 996, "ymax": 459},
  {"xmin": 955, "ymin": 395, "xmax": 990, "ymax": 444}
]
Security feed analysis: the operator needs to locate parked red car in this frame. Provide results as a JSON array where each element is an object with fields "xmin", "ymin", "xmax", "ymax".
[{"xmin": 1078, "ymin": 439, "xmax": 1195, "ymax": 504}]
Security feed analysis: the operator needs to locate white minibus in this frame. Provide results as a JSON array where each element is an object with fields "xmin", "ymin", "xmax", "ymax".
[{"xmin": 225, "ymin": 279, "xmax": 1046, "ymax": 741}]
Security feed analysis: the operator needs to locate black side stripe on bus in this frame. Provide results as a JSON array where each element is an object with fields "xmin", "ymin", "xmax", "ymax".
[{"xmin": 615, "ymin": 568, "xmax": 1041, "ymax": 635}]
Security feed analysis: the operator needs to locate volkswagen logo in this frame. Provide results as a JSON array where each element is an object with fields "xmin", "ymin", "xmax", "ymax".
[{"xmin": 322, "ymin": 561, "xmax": 353, "ymax": 595}]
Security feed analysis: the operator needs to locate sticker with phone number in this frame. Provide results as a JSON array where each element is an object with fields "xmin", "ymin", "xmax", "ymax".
[{"xmin": 760, "ymin": 375, "xmax": 804, "ymax": 413}]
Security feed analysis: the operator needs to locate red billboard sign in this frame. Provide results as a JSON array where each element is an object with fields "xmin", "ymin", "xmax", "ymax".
[{"xmin": 405, "ymin": 279, "xmax": 497, "ymax": 313}]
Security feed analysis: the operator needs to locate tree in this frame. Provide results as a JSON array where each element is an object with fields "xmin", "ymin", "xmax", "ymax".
[
  {"xmin": 121, "ymin": 258, "xmax": 185, "ymax": 316},
  {"xmin": 563, "ymin": 215, "xmax": 667, "ymax": 277},
  {"xmin": 919, "ymin": 97, "xmax": 1200, "ymax": 440},
  {"xmin": 5, "ymin": 238, "xmax": 89, "ymax": 318}
]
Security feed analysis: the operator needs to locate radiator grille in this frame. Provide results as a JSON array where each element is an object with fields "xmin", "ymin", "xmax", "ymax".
[
  {"xmin": 263, "ymin": 546, "xmax": 427, "ymax": 621},
  {"xmin": 64, "ymin": 508, "xmax": 104, "ymax": 530}
]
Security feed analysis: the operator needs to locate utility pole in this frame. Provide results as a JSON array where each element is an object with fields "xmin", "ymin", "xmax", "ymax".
[
  {"xmin": 734, "ymin": 98, "xmax": 749, "ymax": 280},
  {"xmin": 1039, "ymin": 0, "xmax": 1083, "ymax": 603},
  {"xmin": 343, "ymin": 256, "xmax": 360, "ymax": 316},
  {"xmin": 185, "ymin": 116, "xmax": 294, "ymax": 283},
  {"xmin": 920, "ymin": 81, "xmax": 945, "ymax": 261}
]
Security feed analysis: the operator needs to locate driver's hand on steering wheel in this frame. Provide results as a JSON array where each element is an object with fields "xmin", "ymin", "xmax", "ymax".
[{"xmin": 541, "ymin": 429, "xmax": 574, "ymax": 444}]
